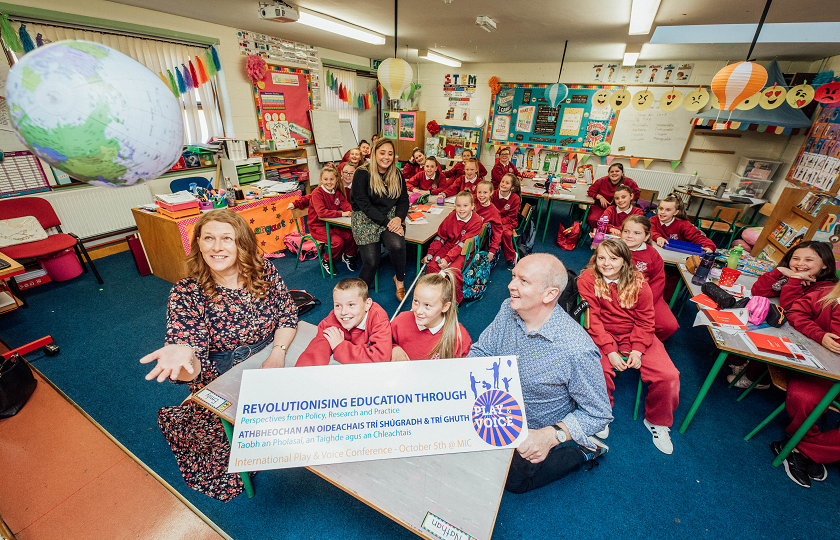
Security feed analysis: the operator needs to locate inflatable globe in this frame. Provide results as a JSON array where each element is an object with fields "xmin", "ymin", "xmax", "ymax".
[{"xmin": 5, "ymin": 40, "xmax": 184, "ymax": 187}]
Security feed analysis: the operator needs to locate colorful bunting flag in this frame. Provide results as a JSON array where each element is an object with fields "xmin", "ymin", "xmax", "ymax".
[
  {"xmin": 605, "ymin": 156, "xmax": 615, "ymax": 166},
  {"xmin": 630, "ymin": 157, "xmax": 640, "ymax": 168},
  {"xmin": 671, "ymin": 160, "xmax": 681, "ymax": 170},
  {"xmin": 643, "ymin": 159, "xmax": 653, "ymax": 169},
  {"xmin": 578, "ymin": 154, "xmax": 589, "ymax": 165}
]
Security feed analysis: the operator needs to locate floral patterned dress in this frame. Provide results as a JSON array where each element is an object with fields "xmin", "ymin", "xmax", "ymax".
[{"xmin": 157, "ymin": 260, "xmax": 297, "ymax": 502}]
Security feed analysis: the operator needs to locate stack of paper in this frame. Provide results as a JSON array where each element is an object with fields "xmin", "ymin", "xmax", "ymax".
[
  {"xmin": 693, "ymin": 307, "xmax": 749, "ymax": 334},
  {"xmin": 742, "ymin": 332, "xmax": 826, "ymax": 370},
  {"xmin": 155, "ymin": 191, "xmax": 198, "ymax": 205}
]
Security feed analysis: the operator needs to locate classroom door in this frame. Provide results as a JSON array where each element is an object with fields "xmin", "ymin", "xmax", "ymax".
[{"xmin": 357, "ymin": 75, "xmax": 379, "ymax": 142}]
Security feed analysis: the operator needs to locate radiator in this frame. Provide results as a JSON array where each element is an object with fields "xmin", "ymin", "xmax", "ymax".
[
  {"xmin": 594, "ymin": 165, "xmax": 692, "ymax": 198},
  {"xmin": 34, "ymin": 184, "xmax": 154, "ymax": 239}
]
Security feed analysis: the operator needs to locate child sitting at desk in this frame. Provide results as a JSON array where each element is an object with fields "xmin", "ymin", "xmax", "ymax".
[
  {"xmin": 475, "ymin": 181, "xmax": 503, "ymax": 265},
  {"xmin": 491, "ymin": 146, "xmax": 520, "ymax": 190},
  {"xmin": 773, "ymin": 280, "xmax": 840, "ymax": 488},
  {"xmin": 444, "ymin": 148, "xmax": 487, "ymax": 180},
  {"xmin": 306, "ymin": 165, "xmax": 357, "ymax": 276},
  {"xmin": 586, "ymin": 163, "xmax": 640, "ymax": 229},
  {"xmin": 407, "ymin": 156, "xmax": 449, "ymax": 195},
  {"xmin": 578, "ymin": 239, "xmax": 680, "ymax": 455},
  {"xmin": 603, "ymin": 185, "xmax": 644, "ymax": 235},
  {"xmin": 402, "ymin": 147, "xmax": 426, "ymax": 180},
  {"xmin": 423, "ymin": 190, "xmax": 484, "ymax": 304},
  {"xmin": 621, "ymin": 215, "xmax": 679, "ymax": 341},
  {"xmin": 296, "ymin": 277, "xmax": 392, "ymax": 366},
  {"xmin": 289, "ymin": 162, "xmax": 357, "ymax": 211},
  {"xmin": 492, "ymin": 173, "xmax": 522, "ymax": 270},
  {"xmin": 456, "ymin": 159, "xmax": 482, "ymax": 196},
  {"xmin": 391, "ymin": 269, "xmax": 472, "ymax": 361}
]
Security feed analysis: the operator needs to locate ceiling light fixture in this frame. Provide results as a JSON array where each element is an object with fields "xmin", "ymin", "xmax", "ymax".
[
  {"xmin": 418, "ymin": 49, "xmax": 461, "ymax": 67},
  {"xmin": 650, "ymin": 22, "xmax": 840, "ymax": 44},
  {"xmin": 628, "ymin": 0, "xmax": 662, "ymax": 35},
  {"xmin": 623, "ymin": 44, "xmax": 642, "ymax": 66},
  {"xmin": 296, "ymin": 9, "xmax": 386, "ymax": 45},
  {"xmin": 476, "ymin": 16, "xmax": 497, "ymax": 33}
]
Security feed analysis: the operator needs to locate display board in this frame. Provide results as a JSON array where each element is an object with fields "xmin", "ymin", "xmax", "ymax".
[
  {"xmin": 381, "ymin": 110, "xmax": 426, "ymax": 161},
  {"xmin": 425, "ymin": 125, "xmax": 482, "ymax": 160},
  {"xmin": 254, "ymin": 65, "xmax": 314, "ymax": 145},
  {"xmin": 487, "ymin": 84, "xmax": 618, "ymax": 153},
  {"xmin": 609, "ymin": 86, "xmax": 697, "ymax": 161},
  {"xmin": 787, "ymin": 106, "xmax": 840, "ymax": 194},
  {"xmin": 0, "ymin": 151, "xmax": 51, "ymax": 198}
]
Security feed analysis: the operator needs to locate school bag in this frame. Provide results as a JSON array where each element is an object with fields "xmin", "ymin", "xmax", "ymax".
[
  {"xmin": 517, "ymin": 219, "xmax": 536, "ymax": 260},
  {"xmin": 556, "ymin": 221, "xmax": 581, "ymax": 251},
  {"xmin": 556, "ymin": 268, "xmax": 582, "ymax": 317},
  {"xmin": 289, "ymin": 290, "xmax": 321, "ymax": 316},
  {"xmin": 462, "ymin": 251, "xmax": 492, "ymax": 302},
  {"xmin": 283, "ymin": 231, "xmax": 319, "ymax": 261}
]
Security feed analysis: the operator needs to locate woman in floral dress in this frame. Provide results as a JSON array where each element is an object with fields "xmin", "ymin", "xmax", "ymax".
[{"xmin": 141, "ymin": 209, "xmax": 298, "ymax": 501}]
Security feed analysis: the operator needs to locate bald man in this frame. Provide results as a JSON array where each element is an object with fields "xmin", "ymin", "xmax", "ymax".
[{"xmin": 469, "ymin": 253, "xmax": 612, "ymax": 493}]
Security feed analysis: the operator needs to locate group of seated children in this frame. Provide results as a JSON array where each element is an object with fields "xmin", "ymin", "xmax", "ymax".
[{"xmin": 296, "ymin": 273, "xmax": 471, "ymax": 367}]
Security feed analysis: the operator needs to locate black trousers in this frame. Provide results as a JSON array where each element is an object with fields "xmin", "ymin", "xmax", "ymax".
[
  {"xmin": 505, "ymin": 444, "xmax": 586, "ymax": 494},
  {"xmin": 357, "ymin": 229, "xmax": 406, "ymax": 286}
]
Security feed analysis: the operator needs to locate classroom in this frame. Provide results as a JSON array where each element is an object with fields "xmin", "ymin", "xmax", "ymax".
[{"xmin": 1, "ymin": 0, "xmax": 840, "ymax": 538}]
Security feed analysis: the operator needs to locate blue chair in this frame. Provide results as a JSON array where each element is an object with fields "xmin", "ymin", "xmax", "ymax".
[{"xmin": 170, "ymin": 176, "xmax": 212, "ymax": 193}]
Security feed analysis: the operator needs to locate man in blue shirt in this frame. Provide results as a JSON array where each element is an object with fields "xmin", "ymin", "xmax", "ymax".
[{"xmin": 469, "ymin": 253, "xmax": 612, "ymax": 493}]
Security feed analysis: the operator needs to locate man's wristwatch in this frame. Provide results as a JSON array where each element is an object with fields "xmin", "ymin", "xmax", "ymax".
[{"xmin": 553, "ymin": 424, "xmax": 567, "ymax": 443}]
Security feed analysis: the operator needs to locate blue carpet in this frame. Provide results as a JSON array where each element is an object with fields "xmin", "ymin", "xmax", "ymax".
[{"xmin": 3, "ymin": 201, "xmax": 839, "ymax": 539}]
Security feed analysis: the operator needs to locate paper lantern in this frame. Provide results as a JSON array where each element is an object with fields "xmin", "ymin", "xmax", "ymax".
[
  {"xmin": 711, "ymin": 61, "xmax": 767, "ymax": 111},
  {"xmin": 735, "ymin": 91, "xmax": 761, "ymax": 110},
  {"xmin": 377, "ymin": 58, "xmax": 413, "ymax": 101},
  {"xmin": 543, "ymin": 83, "xmax": 568, "ymax": 108}
]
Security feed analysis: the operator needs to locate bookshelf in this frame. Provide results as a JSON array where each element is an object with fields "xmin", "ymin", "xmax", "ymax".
[
  {"xmin": 751, "ymin": 186, "xmax": 840, "ymax": 263},
  {"xmin": 260, "ymin": 147, "xmax": 311, "ymax": 194}
]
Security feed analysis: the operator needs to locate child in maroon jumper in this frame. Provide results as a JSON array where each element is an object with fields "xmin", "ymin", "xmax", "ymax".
[
  {"xmin": 492, "ymin": 173, "xmax": 522, "ymax": 270},
  {"xmin": 402, "ymin": 147, "xmax": 426, "ymax": 180},
  {"xmin": 338, "ymin": 147, "xmax": 363, "ymax": 172},
  {"xmin": 289, "ymin": 161, "xmax": 357, "ymax": 211},
  {"xmin": 407, "ymin": 156, "xmax": 449, "ymax": 194},
  {"xmin": 475, "ymin": 181, "xmax": 503, "ymax": 264},
  {"xmin": 455, "ymin": 159, "xmax": 482, "ymax": 196},
  {"xmin": 774, "ymin": 280, "xmax": 840, "ymax": 488},
  {"xmin": 305, "ymin": 165, "xmax": 357, "ymax": 275},
  {"xmin": 578, "ymin": 239, "xmax": 680, "ymax": 455},
  {"xmin": 603, "ymin": 185, "xmax": 644, "ymax": 234},
  {"xmin": 296, "ymin": 278, "xmax": 392, "ymax": 366},
  {"xmin": 423, "ymin": 190, "xmax": 484, "ymax": 304},
  {"xmin": 586, "ymin": 163, "xmax": 640, "ymax": 229},
  {"xmin": 391, "ymin": 269, "xmax": 472, "ymax": 361},
  {"xmin": 491, "ymin": 146, "xmax": 520, "ymax": 189},
  {"xmin": 444, "ymin": 148, "xmax": 487, "ymax": 180},
  {"xmin": 621, "ymin": 215, "xmax": 679, "ymax": 341}
]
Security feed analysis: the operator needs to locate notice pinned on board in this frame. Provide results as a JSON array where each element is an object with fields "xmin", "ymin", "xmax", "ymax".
[{"xmin": 227, "ymin": 356, "xmax": 527, "ymax": 473}]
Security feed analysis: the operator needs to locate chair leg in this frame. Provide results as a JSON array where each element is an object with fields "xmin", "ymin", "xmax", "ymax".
[
  {"xmin": 633, "ymin": 373, "xmax": 643, "ymax": 421},
  {"xmin": 76, "ymin": 239, "xmax": 103, "ymax": 284},
  {"xmin": 72, "ymin": 244, "xmax": 89, "ymax": 274},
  {"xmin": 744, "ymin": 402, "xmax": 786, "ymax": 441}
]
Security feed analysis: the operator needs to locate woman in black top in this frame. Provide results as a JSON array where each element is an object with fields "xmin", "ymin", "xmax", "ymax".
[{"xmin": 351, "ymin": 138, "xmax": 410, "ymax": 299}]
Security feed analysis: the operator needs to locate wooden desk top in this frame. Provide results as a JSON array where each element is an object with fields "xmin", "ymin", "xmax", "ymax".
[
  {"xmin": 192, "ymin": 321, "xmax": 512, "ymax": 540},
  {"xmin": 0, "ymin": 252, "xmax": 24, "ymax": 279},
  {"xmin": 323, "ymin": 205, "xmax": 455, "ymax": 246},
  {"xmin": 520, "ymin": 181, "xmax": 595, "ymax": 205}
]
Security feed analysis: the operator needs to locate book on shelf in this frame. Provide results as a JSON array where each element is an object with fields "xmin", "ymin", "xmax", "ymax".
[{"xmin": 757, "ymin": 245, "xmax": 776, "ymax": 261}]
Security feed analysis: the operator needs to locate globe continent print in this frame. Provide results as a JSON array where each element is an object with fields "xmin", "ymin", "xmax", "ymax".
[{"xmin": 5, "ymin": 40, "xmax": 184, "ymax": 187}]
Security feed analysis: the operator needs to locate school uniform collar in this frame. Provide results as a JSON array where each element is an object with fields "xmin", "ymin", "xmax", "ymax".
[
  {"xmin": 659, "ymin": 217, "xmax": 675, "ymax": 227},
  {"xmin": 617, "ymin": 206, "xmax": 632, "ymax": 215},
  {"xmin": 604, "ymin": 277, "xmax": 619, "ymax": 284},
  {"xmin": 464, "ymin": 175, "xmax": 478, "ymax": 183},
  {"xmin": 426, "ymin": 174, "xmax": 435, "ymax": 180},
  {"xmin": 322, "ymin": 186, "xmax": 335, "ymax": 195},
  {"xmin": 418, "ymin": 319, "xmax": 445, "ymax": 334},
  {"xmin": 499, "ymin": 191, "xmax": 511, "ymax": 200},
  {"xmin": 356, "ymin": 311, "xmax": 370, "ymax": 331},
  {"xmin": 631, "ymin": 243, "xmax": 647, "ymax": 251},
  {"xmin": 456, "ymin": 213, "xmax": 471, "ymax": 223}
]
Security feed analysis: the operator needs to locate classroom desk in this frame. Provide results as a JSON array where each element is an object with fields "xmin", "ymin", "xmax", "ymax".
[
  {"xmin": 191, "ymin": 321, "xmax": 513, "ymax": 540},
  {"xmin": 520, "ymin": 181, "xmax": 595, "ymax": 243},
  {"xmin": 322, "ymin": 205, "xmax": 455, "ymax": 278},
  {"xmin": 0, "ymin": 252, "xmax": 25, "ymax": 313},
  {"xmin": 673, "ymin": 265, "xmax": 840, "ymax": 468},
  {"xmin": 673, "ymin": 186, "xmax": 767, "ymax": 222},
  {"xmin": 652, "ymin": 243, "xmax": 695, "ymax": 310}
]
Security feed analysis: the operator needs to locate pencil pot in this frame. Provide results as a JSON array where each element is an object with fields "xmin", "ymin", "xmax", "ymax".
[{"xmin": 36, "ymin": 248, "xmax": 83, "ymax": 281}]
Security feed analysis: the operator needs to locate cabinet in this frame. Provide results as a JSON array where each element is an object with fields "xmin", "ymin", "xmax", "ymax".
[
  {"xmin": 219, "ymin": 157, "xmax": 264, "ymax": 188},
  {"xmin": 260, "ymin": 147, "xmax": 311, "ymax": 194},
  {"xmin": 0, "ymin": 253, "xmax": 25, "ymax": 314}
]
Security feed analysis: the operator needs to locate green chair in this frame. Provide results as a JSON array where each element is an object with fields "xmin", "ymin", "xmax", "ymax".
[
  {"xmin": 695, "ymin": 206, "xmax": 743, "ymax": 249},
  {"xmin": 290, "ymin": 208, "xmax": 326, "ymax": 278}
]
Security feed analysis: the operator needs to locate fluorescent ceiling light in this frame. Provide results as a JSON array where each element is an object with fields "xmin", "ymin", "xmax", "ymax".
[
  {"xmin": 297, "ymin": 10, "xmax": 386, "ymax": 45},
  {"xmin": 623, "ymin": 52, "xmax": 640, "ymax": 66},
  {"xmin": 629, "ymin": 0, "xmax": 662, "ymax": 35},
  {"xmin": 418, "ymin": 49, "xmax": 461, "ymax": 67},
  {"xmin": 651, "ymin": 22, "xmax": 840, "ymax": 43}
]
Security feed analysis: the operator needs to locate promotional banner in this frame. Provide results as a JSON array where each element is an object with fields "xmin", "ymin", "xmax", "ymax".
[{"xmin": 228, "ymin": 356, "xmax": 527, "ymax": 473}]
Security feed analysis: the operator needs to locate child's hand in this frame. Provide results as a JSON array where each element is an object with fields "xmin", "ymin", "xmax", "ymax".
[
  {"xmin": 342, "ymin": 211, "xmax": 352, "ymax": 217},
  {"xmin": 607, "ymin": 352, "xmax": 627, "ymax": 371},
  {"xmin": 777, "ymin": 267, "xmax": 795, "ymax": 277},
  {"xmin": 702, "ymin": 247, "xmax": 713, "ymax": 253},
  {"xmin": 598, "ymin": 196, "xmax": 609, "ymax": 208},
  {"xmin": 609, "ymin": 228, "xmax": 621, "ymax": 235},
  {"xmin": 439, "ymin": 259, "xmax": 449, "ymax": 269},
  {"xmin": 323, "ymin": 327, "xmax": 344, "ymax": 350},
  {"xmin": 656, "ymin": 237, "xmax": 667, "ymax": 247},
  {"xmin": 391, "ymin": 346, "xmax": 410, "ymax": 362},
  {"xmin": 822, "ymin": 333, "xmax": 840, "ymax": 354},
  {"xmin": 423, "ymin": 254, "xmax": 433, "ymax": 263},
  {"xmin": 287, "ymin": 203, "xmax": 295, "ymax": 210},
  {"xmin": 789, "ymin": 272, "xmax": 816, "ymax": 284},
  {"xmin": 488, "ymin": 251, "xmax": 495, "ymax": 260},
  {"xmin": 628, "ymin": 350, "xmax": 643, "ymax": 369}
]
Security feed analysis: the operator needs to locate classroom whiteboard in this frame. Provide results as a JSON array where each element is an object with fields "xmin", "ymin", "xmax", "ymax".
[{"xmin": 609, "ymin": 85, "xmax": 698, "ymax": 161}]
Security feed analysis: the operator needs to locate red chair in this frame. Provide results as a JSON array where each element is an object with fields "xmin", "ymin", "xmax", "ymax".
[{"xmin": 0, "ymin": 197, "xmax": 103, "ymax": 284}]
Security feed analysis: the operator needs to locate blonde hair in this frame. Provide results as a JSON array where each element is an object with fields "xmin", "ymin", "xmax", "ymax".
[
  {"xmin": 361, "ymin": 138, "xmax": 402, "ymax": 198},
  {"xmin": 320, "ymin": 164, "xmax": 338, "ymax": 182},
  {"xmin": 455, "ymin": 190, "xmax": 475, "ymax": 208},
  {"xmin": 588, "ymin": 239, "xmax": 644, "ymax": 308},
  {"xmin": 417, "ymin": 268, "xmax": 463, "ymax": 359},
  {"xmin": 334, "ymin": 277, "xmax": 369, "ymax": 302},
  {"xmin": 186, "ymin": 210, "xmax": 269, "ymax": 300},
  {"xmin": 622, "ymin": 214, "xmax": 653, "ymax": 245},
  {"xmin": 659, "ymin": 194, "xmax": 688, "ymax": 221},
  {"xmin": 476, "ymin": 180, "xmax": 494, "ymax": 195}
]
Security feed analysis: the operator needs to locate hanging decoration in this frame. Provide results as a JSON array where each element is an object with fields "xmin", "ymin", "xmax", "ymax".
[
  {"xmin": 18, "ymin": 23, "xmax": 34, "ymax": 53},
  {"xmin": 671, "ymin": 160, "xmax": 681, "ymax": 170},
  {"xmin": 196, "ymin": 55, "xmax": 209, "ymax": 84},
  {"xmin": 758, "ymin": 83, "xmax": 786, "ymax": 109},
  {"xmin": 175, "ymin": 66, "xmax": 187, "ymax": 94},
  {"xmin": 629, "ymin": 157, "xmax": 640, "ymax": 168},
  {"xmin": 427, "ymin": 120, "xmax": 441, "ymax": 135},
  {"xmin": 489, "ymin": 76, "xmax": 501, "ymax": 96},
  {"xmin": 0, "ymin": 14, "xmax": 22, "ymax": 53},
  {"xmin": 735, "ymin": 91, "xmax": 761, "ymax": 110},
  {"xmin": 377, "ymin": 57, "xmax": 413, "ymax": 102},
  {"xmin": 246, "ymin": 54, "xmax": 267, "ymax": 84},
  {"xmin": 322, "ymin": 69, "xmax": 383, "ymax": 110},
  {"xmin": 544, "ymin": 83, "xmax": 568, "ymax": 108},
  {"xmin": 711, "ymin": 61, "xmax": 767, "ymax": 111},
  {"xmin": 182, "ymin": 63, "xmax": 193, "ymax": 90},
  {"xmin": 643, "ymin": 159, "xmax": 653, "ymax": 169},
  {"xmin": 166, "ymin": 70, "xmax": 178, "ymax": 97},
  {"xmin": 205, "ymin": 48, "xmax": 217, "ymax": 77},
  {"xmin": 592, "ymin": 142, "xmax": 611, "ymax": 157},
  {"xmin": 814, "ymin": 81, "xmax": 840, "ymax": 104},
  {"xmin": 189, "ymin": 61, "xmax": 199, "ymax": 89},
  {"xmin": 786, "ymin": 83, "xmax": 815, "ymax": 109}
]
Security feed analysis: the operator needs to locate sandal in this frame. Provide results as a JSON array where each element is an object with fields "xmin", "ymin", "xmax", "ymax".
[{"xmin": 394, "ymin": 276, "xmax": 406, "ymax": 301}]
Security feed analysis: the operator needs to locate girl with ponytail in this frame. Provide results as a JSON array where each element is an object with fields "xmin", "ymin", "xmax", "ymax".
[{"xmin": 390, "ymin": 268, "xmax": 472, "ymax": 361}]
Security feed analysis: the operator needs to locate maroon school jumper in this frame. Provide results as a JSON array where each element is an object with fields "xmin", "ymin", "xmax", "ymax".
[
  {"xmin": 492, "ymin": 190, "xmax": 521, "ymax": 262},
  {"xmin": 407, "ymin": 170, "xmax": 444, "ymax": 192},
  {"xmin": 577, "ymin": 269, "xmax": 680, "ymax": 427},
  {"xmin": 402, "ymin": 161, "xmax": 423, "ymax": 180},
  {"xmin": 296, "ymin": 303, "xmax": 392, "ymax": 366},
  {"xmin": 784, "ymin": 289, "xmax": 840, "ymax": 463},
  {"xmin": 603, "ymin": 205, "xmax": 644, "ymax": 232},
  {"xmin": 390, "ymin": 311, "xmax": 472, "ymax": 360},
  {"xmin": 444, "ymin": 161, "xmax": 488, "ymax": 180},
  {"xmin": 491, "ymin": 161, "xmax": 520, "ymax": 189},
  {"xmin": 426, "ymin": 211, "xmax": 483, "ymax": 304},
  {"xmin": 476, "ymin": 201, "xmax": 503, "ymax": 256},
  {"xmin": 631, "ymin": 244, "xmax": 679, "ymax": 341},
  {"xmin": 752, "ymin": 271, "xmax": 835, "ymax": 311},
  {"xmin": 649, "ymin": 216, "xmax": 716, "ymax": 251},
  {"xmin": 308, "ymin": 186, "xmax": 357, "ymax": 261},
  {"xmin": 586, "ymin": 176, "xmax": 641, "ymax": 228}
]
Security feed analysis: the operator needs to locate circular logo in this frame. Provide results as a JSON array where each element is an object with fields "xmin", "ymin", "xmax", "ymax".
[{"xmin": 472, "ymin": 390, "xmax": 523, "ymax": 446}]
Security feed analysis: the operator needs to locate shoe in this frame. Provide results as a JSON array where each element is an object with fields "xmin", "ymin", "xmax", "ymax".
[
  {"xmin": 394, "ymin": 276, "xmax": 406, "ymax": 301},
  {"xmin": 771, "ymin": 440, "xmax": 825, "ymax": 482},
  {"xmin": 342, "ymin": 253, "xmax": 358, "ymax": 272},
  {"xmin": 726, "ymin": 373, "xmax": 771, "ymax": 390},
  {"xmin": 594, "ymin": 424, "xmax": 609, "ymax": 439},
  {"xmin": 506, "ymin": 259, "xmax": 516, "ymax": 270},
  {"xmin": 729, "ymin": 362, "xmax": 747, "ymax": 375},
  {"xmin": 581, "ymin": 436, "xmax": 609, "ymax": 462},
  {"xmin": 321, "ymin": 258, "xmax": 337, "ymax": 276},
  {"xmin": 770, "ymin": 440, "xmax": 812, "ymax": 488},
  {"xmin": 644, "ymin": 418, "xmax": 674, "ymax": 455}
]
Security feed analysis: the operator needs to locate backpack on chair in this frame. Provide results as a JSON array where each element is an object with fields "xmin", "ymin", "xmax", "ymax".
[
  {"xmin": 283, "ymin": 232, "xmax": 319, "ymax": 261},
  {"xmin": 556, "ymin": 268, "xmax": 581, "ymax": 316},
  {"xmin": 462, "ymin": 251, "xmax": 492, "ymax": 302},
  {"xmin": 517, "ymin": 219, "xmax": 536, "ymax": 260}
]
